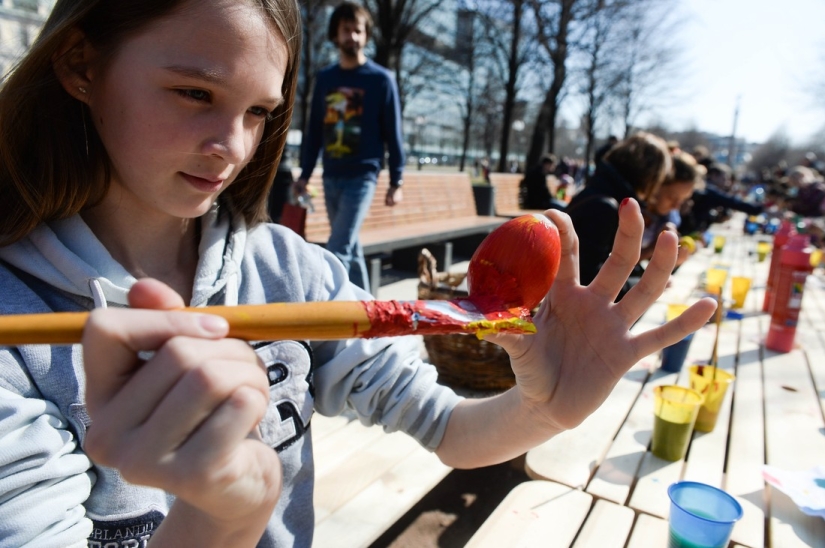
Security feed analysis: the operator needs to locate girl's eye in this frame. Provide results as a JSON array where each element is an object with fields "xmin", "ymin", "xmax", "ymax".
[
  {"xmin": 248, "ymin": 106, "xmax": 275, "ymax": 121},
  {"xmin": 176, "ymin": 89, "xmax": 210, "ymax": 102}
]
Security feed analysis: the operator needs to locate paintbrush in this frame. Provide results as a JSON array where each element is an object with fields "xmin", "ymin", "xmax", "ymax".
[{"xmin": 0, "ymin": 215, "xmax": 561, "ymax": 346}]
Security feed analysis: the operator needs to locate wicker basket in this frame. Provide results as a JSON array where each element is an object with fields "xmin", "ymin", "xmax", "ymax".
[{"xmin": 417, "ymin": 249, "xmax": 516, "ymax": 391}]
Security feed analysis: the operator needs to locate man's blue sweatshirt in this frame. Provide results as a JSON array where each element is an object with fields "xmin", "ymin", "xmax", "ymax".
[{"xmin": 300, "ymin": 60, "xmax": 405, "ymax": 185}]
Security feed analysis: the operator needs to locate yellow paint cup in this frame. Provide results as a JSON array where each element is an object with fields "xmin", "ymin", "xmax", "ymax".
[
  {"xmin": 666, "ymin": 303, "xmax": 689, "ymax": 322},
  {"xmin": 811, "ymin": 249, "xmax": 823, "ymax": 269},
  {"xmin": 756, "ymin": 241, "xmax": 771, "ymax": 262},
  {"xmin": 730, "ymin": 276, "xmax": 752, "ymax": 309},
  {"xmin": 705, "ymin": 268, "xmax": 728, "ymax": 296},
  {"xmin": 651, "ymin": 386, "xmax": 704, "ymax": 461},
  {"xmin": 689, "ymin": 365, "xmax": 735, "ymax": 433},
  {"xmin": 712, "ymin": 235, "xmax": 726, "ymax": 254}
]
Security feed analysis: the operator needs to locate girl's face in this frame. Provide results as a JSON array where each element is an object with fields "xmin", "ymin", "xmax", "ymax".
[
  {"xmin": 85, "ymin": 0, "xmax": 287, "ymax": 222},
  {"xmin": 651, "ymin": 181, "xmax": 694, "ymax": 216}
]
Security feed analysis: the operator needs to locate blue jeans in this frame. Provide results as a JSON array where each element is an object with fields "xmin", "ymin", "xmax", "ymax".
[{"xmin": 323, "ymin": 174, "xmax": 377, "ymax": 291}]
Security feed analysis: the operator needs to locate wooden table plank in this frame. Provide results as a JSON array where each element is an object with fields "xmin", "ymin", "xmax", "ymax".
[
  {"xmin": 724, "ymin": 282, "xmax": 766, "ymax": 548},
  {"xmin": 312, "ymin": 444, "xmax": 450, "ymax": 548},
  {"xmin": 312, "ymin": 415, "xmax": 386, "ymax": 479},
  {"xmin": 313, "ymin": 429, "xmax": 423, "ymax": 523},
  {"xmin": 525, "ymin": 368, "xmax": 649, "ymax": 488},
  {"xmin": 761, "ymin": 312, "xmax": 825, "ymax": 547},
  {"xmin": 627, "ymin": 321, "xmax": 720, "ymax": 518},
  {"xmin": 625, "ymin": 513, "xmax": 669, "ymax": 548},
  {"xmin": 464, "ymin": 481, "xmax": 593, "ymax": 548},
  {"xmin": 679, "ymin": 318, "xmax": 737, "ymax": 489},
  {"xmin": 571, "ymin": 499, "xmax": 634, "ymax": 548}
]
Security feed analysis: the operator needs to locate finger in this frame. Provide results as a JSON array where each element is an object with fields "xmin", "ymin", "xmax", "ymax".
[
  {"xmin": 94, "ymin": 338, "xmax": 262, "ymax": 439},
  {"xmin": 82, "ymin": 309, "xmax": 229, "ymax": 416},
  {"xmin": 589, "ymin": 198, "xmax": 644, "ymax": 301},
  {"xmin": 632, "ymin": 297, "xmax": 717, "ymax": 358},
  {"xmin": 116, "ymin": 386, "xmax": 270, "ymax": 492},
  {"xmin": 544, "ymin": 209, "xmax": 579, "ymax": 287},
  {"xmin": 615, "ymin": 230, "xmax": 679, "ymax": 323},
  {"xmin": 128, "ymin": 278, "xmax": 186, "ymax": 310},
  {"xmin": 133, "ymin": 353, "xmax": 267, "ymax": 459},
  {"xmin": 174, "ymin": 386, "xmax": 270, "ymax": 477}
]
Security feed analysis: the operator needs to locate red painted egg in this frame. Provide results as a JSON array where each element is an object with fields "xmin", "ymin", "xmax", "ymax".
[{"xmin": 467, "ymin": 214, "xmax": 561, "ymax": 310}]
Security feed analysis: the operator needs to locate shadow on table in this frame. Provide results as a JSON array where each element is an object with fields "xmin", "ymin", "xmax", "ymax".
[
  {"xmin": 369, "ymin": 458, "xmax": 530, "ymax": 548},
  {"xmin": 590, "ymin": 449, "xmax": 648, "ymax": 487},
  {"xmin": 735, "ymin": 348, "xmax": 761, "ymax": 368}
]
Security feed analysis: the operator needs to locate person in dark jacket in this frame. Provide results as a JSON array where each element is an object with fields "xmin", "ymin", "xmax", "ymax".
[
  {"xmin": 519, "ymin": 153, "xmax": 557, "ymax": 210},
  {"xmin": 567, "ymin": 132, "xmax": 672, "ymax": 300},
  {"xmin": 678, "ymin": 163, "xmax": 763, "ymax": 235}
]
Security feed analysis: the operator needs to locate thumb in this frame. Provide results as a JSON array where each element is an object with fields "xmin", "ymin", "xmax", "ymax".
[{"xmin": 128, "ymin": 277, "xmax": 186, "ymax": 310}]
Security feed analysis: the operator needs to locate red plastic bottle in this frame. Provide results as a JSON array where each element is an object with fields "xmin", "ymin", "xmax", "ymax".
[
  {"xmin": 765, "ymin": 234, "xmax": 813, "ymax": 352},
  {"xmin": 762, "ymin": 220, "xmax": 796, "ymax": 312}
]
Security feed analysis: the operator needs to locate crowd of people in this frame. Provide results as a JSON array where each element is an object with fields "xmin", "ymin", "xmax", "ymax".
[{"xmin": 518, "ymin": 133, "xmax": 824, "ymax": 302}]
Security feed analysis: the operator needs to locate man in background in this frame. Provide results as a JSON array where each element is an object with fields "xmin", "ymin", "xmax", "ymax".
[{"xmin": 296, "ymin": 2, "xmax": 405, "ymax": 291}]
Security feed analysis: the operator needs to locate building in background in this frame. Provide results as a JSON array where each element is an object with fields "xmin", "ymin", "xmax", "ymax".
[{"xmin": 0, "ymin": 0, "xmax": 53, "ymax": 77}]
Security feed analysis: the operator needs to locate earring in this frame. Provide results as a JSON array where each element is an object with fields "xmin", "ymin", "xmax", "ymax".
[{"xmin": 78, "ymin": 86, "xmax": 87, "ymax": 94}]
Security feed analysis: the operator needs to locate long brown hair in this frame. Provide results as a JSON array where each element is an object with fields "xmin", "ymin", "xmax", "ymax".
[
  {"xmin": 603, "ymin": 132, "xmax": 672, "ymax": 200},
  {"xmin": 0, "ymin": 0, "xmax": 302, "ymax": 245}
]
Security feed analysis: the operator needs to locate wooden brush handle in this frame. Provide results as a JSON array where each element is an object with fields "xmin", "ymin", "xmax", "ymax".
[{"xmin": 0, "ymin": 302, "xmax": 372, "ymax": 345}]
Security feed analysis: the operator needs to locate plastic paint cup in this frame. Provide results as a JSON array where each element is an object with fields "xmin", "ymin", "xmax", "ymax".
[
  {"xmin": 651, "ymin": 386, "xmax": 704, "ymax": 462},
  {"xmin": 730, "ymin": 276, "xmax": 751, "ymax": 309},
  {"xmin": 667, "ymin": 481, "xmax": 743, "ymax": 548},
  {"xmin": 666, "ymin": 303, "xmax": 689, "ymax": 322},
  {"xmin": 712, "ymin": 235, "xmax": 726, "ymax": 254},
  {"xmin": 661, "ymin": 334, "xmax": 695, "ymax": 373},
  {"xmin": 756, "ymin": 241, "xmax": 771, "ymax": 262},
  {"xmin": 705, "ymin": 268, "xmax": 728, "ymax": 296},
  {"xmin": 688, "ymin": 366, "xmax": 735, "ymax": 433},
  {"xmin": 811, "ymin": 248, "xmax": 823, "ymax": 268}
]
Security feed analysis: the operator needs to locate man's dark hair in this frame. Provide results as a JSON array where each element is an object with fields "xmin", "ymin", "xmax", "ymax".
[
  {"xmin": 541, "ymin": 153, "xmax": 557, "ymax": 166},
  {"xmin": 328, "ymin": 2, "xmax": 373, "ymax": 43}
]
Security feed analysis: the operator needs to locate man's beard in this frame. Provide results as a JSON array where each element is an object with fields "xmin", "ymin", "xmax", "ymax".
[{"xmin": 340, "ymin": 43, "xmax": 360, "ymax": 58}]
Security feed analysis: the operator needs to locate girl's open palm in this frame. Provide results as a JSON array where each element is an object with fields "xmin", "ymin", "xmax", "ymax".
[{"xmin": 488, "ymin": 200, "xmax": 716, "ymax": 432}]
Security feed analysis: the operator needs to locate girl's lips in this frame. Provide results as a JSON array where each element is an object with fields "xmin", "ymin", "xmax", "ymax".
[{"xmin": 181, "ymin": 173, "xmax": 224, "ymax": 193}]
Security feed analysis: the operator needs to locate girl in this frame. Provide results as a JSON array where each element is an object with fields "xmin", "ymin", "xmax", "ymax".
[
  {"xmin": 0, "ymin": 1, "xmax": 715, "ymax": 546},
  {"xmin": 641, "ymin": 151, "xmax": 707, "ymax": 266},
  {"xmin": 567, "ymin": 132, "xmax": 673, "ymax": 300}
]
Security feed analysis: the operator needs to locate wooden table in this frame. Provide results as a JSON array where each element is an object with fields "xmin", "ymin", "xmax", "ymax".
[{"xmin": 467, "ymin": 217, "xmax": 825, "ymax": 548}]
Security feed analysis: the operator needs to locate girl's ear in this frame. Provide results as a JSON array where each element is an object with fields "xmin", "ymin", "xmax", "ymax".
[{"xmin": 52, "ymin": 28, "xmax": 98, "ymax": 104}]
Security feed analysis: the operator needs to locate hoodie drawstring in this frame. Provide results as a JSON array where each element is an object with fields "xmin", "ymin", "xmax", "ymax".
[{"xmin": 88, "ymin": 278, "xmax": 107, "ymax": 309}]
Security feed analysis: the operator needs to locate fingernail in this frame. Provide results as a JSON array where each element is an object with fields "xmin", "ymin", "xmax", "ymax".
[
  {"xmin": 198, "ymin": 314, "xmax": 229, "ymax": 335},
  {"xmin": 620, "ymin": 198, "xmax": 630, "ymax": 210}
]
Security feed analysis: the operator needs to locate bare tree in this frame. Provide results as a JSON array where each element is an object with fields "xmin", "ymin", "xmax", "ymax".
[
  {"xmin": 362, "ymin": 0, "xmax": 442, "ymax": 102},
  {"xmin": 297, "ymin": 0, "xmax": 336, "ymax": 134},
  {"xmin": 525, "ymin": 0, "xmax": 581, "ymax": 168},
  {"xmin": 609, "ymin": 0, "xmax": 685, "ymax": 137},
  {"xmin": 748, "ymin": 129, "xmax": 792, "ymax": 174},
  {"xmin": 572, "ymin": 0, "xmax": 632, "ymax": 165}
]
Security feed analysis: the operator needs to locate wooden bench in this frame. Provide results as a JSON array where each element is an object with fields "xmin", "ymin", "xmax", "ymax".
[
  {"xmin": 301, "ymin": 170, "xmax": 508, "ymax": 295},
  {"xmin": 489, "ymin": 172, "xmax": 559, "ymax": 218}
]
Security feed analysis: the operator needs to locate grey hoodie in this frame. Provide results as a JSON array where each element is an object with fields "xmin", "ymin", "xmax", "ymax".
[{"xmin": 0, "ymin": 203, "xmax": 461, "ymax": 547}]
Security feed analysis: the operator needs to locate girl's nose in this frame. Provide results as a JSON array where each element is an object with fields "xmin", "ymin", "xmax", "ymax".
[{"xmin": 202, "ymin": 115, "xmax": 247, "ymax": 165}]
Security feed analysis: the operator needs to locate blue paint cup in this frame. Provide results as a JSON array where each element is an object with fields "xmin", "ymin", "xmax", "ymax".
[
  {"xmin": 668, "ymin": 481, "xmax": 742, "ymax": 548},
  {"xmin": 660, "ymin": 333, "xmax": 694, "ymax": 373}
]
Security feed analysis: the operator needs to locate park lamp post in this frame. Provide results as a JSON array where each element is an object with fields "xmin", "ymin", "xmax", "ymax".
[{"xmin": 512, "ymin": 119, "xmax": 526, "ymax": 169}]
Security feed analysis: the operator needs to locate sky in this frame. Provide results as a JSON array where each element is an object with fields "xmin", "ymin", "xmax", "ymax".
[{"xmin": 659, "ymin": 0, "xmax": 825, "ymax": 144}]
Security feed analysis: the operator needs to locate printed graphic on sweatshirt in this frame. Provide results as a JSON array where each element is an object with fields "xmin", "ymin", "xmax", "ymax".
[
  {"xmin": 254, "ymin": 340, "xmax": 314, "ymax": 452},
  {"xmin": 88, "ymin": 510, "xmax": 163, "ymax": 548},
  {"xmin": 323, "ymin": 87, "xmax": 363, "ymax": 159}
]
